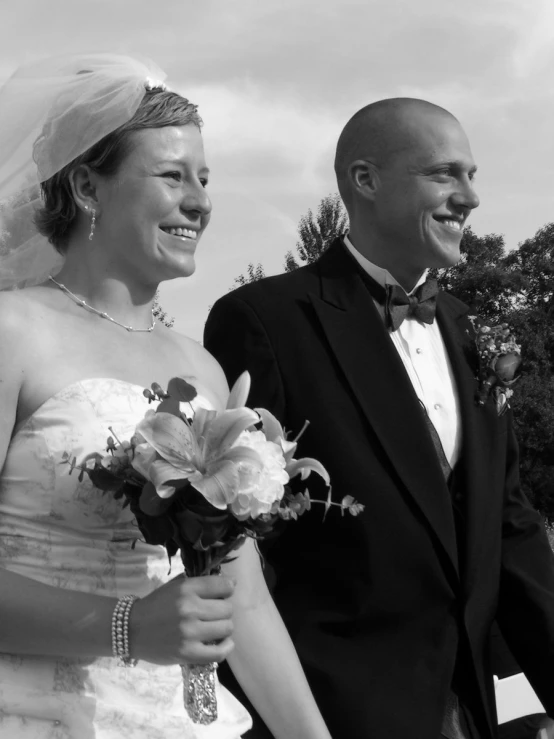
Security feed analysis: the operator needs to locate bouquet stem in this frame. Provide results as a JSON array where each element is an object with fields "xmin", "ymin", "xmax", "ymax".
[{"xmin": 182, "ymin": 661, "xmax": 218, "ymax": 724}]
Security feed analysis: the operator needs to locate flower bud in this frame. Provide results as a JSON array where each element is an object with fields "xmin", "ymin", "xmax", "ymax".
[{"xmin": 494, "ymin": 352, "xmax": 522, "ymax": 383}]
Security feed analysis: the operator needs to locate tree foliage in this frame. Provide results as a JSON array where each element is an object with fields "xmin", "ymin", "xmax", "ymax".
[
  {"xmin": 231, "ymin": 261, "xmax": 267, "ymax": 289},
  {"xmin": 152, "ymin": 292, "xmax": 175, "ymax": 328},
  {"xmin": 432, "ymin": 225, "xmax": 554, "ymax": 522},
  {"xmin": 231, "ymin": 193, "xmax": 347, "ymax": 287},
  {"xmin": 284, "ymin": 193, "xmax": 348, "ymax": 271}
]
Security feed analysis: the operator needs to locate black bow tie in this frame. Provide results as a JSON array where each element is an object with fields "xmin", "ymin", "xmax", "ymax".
[
  {"xmin": 357, "ymin": 267, "xmax": 439, "ymax": 331},
  {"xmin": 385, "ymin": 278, "xmax": 439, "ymax": 331}
]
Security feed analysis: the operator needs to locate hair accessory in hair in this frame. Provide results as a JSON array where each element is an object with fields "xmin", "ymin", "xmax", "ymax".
[{"xmin": 144, "ymin": 77, "xmax": 167, "ymax": 92}]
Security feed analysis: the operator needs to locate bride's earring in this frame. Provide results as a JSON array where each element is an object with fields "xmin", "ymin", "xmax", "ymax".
[
  {"xmin": 83, "ymin": 205, "xmax": 97, "ymax": 241},
  {"xmin": 88, "ymin": 208, "xmax": 97, "ymax": 241}
]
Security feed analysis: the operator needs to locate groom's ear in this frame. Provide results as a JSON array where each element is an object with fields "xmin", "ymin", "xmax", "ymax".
[{"xmin": 348, "ymin": 159, "xmax": 381, "ymax": 202}]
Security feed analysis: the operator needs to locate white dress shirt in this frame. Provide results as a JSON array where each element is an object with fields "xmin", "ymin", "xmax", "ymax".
[{"xmin": 343, "ymin": 234, "xmax": 462, "ymax": 468}]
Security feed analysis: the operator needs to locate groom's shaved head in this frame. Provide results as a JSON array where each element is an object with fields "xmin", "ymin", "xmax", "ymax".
[{"xmin": 334, "ymin": 98, "xmax": 458, "ymax": 201}]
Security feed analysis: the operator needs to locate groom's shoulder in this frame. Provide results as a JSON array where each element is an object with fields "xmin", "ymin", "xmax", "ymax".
[
  {"xmin": 220, "ymin": 260, "xmax": 319, "ymax": 311},
  {"xmin": 217, "ymin": 238, "xmax": 348, "ymax": 314},
  {"xmin": 437, "ymin": 287, "xmax": 471, "ymax": 316}
]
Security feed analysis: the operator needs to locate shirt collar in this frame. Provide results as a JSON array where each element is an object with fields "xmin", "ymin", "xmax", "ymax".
[{"xmin": 343, "ymin": 233, "xmax": 428, "ymax": 295}]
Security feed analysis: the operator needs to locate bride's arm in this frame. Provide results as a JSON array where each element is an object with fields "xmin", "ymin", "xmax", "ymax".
[
  {"xmin": 223, "ymin": 538, "xmax": 332, "ymax": 739},
  {"xmin": 0, "ymin": 565, "xmax": 236, "ymax": 665}
]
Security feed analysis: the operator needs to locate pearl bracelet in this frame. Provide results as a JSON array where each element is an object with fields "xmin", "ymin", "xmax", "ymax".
[{"xmin": 111, "ymin": 594, "xmax": 139, "ymax": 666}]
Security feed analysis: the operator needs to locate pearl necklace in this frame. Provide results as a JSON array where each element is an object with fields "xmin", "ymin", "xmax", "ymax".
[{"xmin": 48, "ymin": 276, "xmax": 155, "ymax": 333}]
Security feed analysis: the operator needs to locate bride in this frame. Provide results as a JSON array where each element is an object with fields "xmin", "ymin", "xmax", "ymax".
[{"xmin": 0, "ymin": 54, "xmax": 331, "ymax": 739}]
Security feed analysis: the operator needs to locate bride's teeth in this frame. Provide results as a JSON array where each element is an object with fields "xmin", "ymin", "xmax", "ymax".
[{"xmin": 162, "ymin": 227, "xmax": 197, "ymax": 238}]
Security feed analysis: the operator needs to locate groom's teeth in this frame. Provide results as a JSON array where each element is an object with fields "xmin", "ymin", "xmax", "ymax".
[{"xmin": 443, "ymin": 220, "xmax": 461, "ymax": 231}]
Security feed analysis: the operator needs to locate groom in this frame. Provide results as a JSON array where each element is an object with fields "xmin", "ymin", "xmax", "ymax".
[{"xmin": 204, "ymin": 99, "xmax": 554, "ymax": 738}]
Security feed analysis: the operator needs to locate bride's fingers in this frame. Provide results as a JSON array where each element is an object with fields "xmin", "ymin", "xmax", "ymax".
[
  {"xmin": 181, "ymin": 575, "xmax": 235, "ymax": 600},
  {"xmin": 180, "ymin": 617, "xmax": 233, "ymax": 644},
  {"xmin": 180, "ymin": 636, "xmax": 235, "ymax": 664},
  {"xmin": 179, "ymin": 596, "xmax": 233, "ymax": 622}
]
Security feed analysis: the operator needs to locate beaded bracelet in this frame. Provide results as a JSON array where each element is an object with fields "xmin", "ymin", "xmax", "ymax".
[{"xmin": 111, "ymin": 594, "xmax": 139, "ymax": 666}]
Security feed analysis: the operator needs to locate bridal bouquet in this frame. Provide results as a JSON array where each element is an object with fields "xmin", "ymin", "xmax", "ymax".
[
  {"xmin": 67, "ymin": 371, "xmax": 362, "ymax": 724},
  {"xmin": 469, "ymin": 317, "xmax": 522, "ymax": 416}
]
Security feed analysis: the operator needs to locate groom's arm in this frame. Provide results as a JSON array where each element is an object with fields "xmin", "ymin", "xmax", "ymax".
[
  {"xmin": 204, "ymin": 290, "xmax": 286, "ymax": 420},
  {"xmin": 496, "ymin": 421, "xmax": 554, "ymax": 718}
]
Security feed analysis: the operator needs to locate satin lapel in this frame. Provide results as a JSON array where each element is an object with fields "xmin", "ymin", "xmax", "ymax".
[
  {"xmin": 310, "ymin": 242, "xmax": 459, "ymax": 584},
  {"xmin": 436, "ymin": 297, "xmax": 499, "ymax": 597}
]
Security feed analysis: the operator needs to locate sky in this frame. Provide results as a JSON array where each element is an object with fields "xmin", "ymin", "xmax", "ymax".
[{"xmin": 1, "ymin": 0, "xmax": 553, "ymax": 340}]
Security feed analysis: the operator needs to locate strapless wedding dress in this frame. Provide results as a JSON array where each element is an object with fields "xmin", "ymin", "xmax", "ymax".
[{"xmin": 0, "ymin": 378, "xmax": 252, "ymax": 739}]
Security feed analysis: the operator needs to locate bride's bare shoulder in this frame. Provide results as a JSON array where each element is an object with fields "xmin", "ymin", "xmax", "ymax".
[
  {"xmin": 0, "ymin": 286, "xmax": 54, "ymax": 333},
  {"xmin": 0, "ymin": 289, "xmax": 35, "ymax": 328},
  {"xmin": 0, "ymin": 291, "xmax": 45, "ymax": 404}
]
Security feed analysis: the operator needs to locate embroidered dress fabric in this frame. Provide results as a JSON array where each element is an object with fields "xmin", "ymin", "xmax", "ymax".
[{"xmin": 0, "ymin": 378, "xmax": 252, "ymax": 739}]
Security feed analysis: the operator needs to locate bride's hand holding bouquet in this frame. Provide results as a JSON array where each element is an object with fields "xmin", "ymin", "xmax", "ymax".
[{"xmin": 130, "ymin": 572, "xmax": 236, "ymax": 666}]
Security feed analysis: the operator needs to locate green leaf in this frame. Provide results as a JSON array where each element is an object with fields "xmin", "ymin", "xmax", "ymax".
[
  {"xmin": 156, "ymin": 397, "xmax": 181, "ymax": 418},
  {"xmin": 139, "ymin": 481, "xmax": 174, "ymax": 516},
  {"xmin": 167, "ymin": 377, "xmax": 198, "ymax": 403}
]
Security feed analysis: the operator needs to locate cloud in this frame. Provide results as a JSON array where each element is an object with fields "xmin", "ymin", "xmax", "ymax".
[
  {"xmin": 186, "ymin": 81, "xmax": 341, "ymax": 194},
  {"xmin": 512, "ymin": 0, "xmax": 554, "ymax": 82}
]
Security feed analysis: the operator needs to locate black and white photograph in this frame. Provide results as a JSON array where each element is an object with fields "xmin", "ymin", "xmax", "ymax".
[{"xmin": 0, "ymin": 1, "xmax": 553, "ymax": 738}]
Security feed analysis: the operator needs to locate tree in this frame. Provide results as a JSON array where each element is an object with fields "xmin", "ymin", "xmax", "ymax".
[
  {"xmin": 284, "ymin": 193, "xmax": 348, "ymax": 271},
  {"xmin": 231, "ymin": 261, "xmax": 266, "ymax": 289},
  {"xmin": 430, "ymin": 228, "xmax": 526, "ymax": 319},
  {"xmin": 152, "ymin": 292, "xmax": 175, "ymax": 328},
  {"xmin": 231, "ymin": 194, "xmax": 347, "ymax": 288},
  {"xmin": 433, "ymin": 225, "xmax": 554, "ymax": 522}
]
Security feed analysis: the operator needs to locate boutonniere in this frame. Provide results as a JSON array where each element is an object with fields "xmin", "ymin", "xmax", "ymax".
[{"xmin": 467, "ymin": 316, "xmax": 522, "ymax": 416}]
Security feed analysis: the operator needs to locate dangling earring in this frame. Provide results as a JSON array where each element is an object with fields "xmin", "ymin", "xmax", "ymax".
[{"xmin": 88, "ymin": 208, "xmax": 96, "ymax": 241}]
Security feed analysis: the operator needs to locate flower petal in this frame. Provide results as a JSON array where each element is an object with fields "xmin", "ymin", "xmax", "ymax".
[
  {"xmin": 202, "ymin": 408, "xmax": 259, "ymax": 460},
  {"xmin": 191, "ymin": 407, "xmax": 218, "ymax": 448},
  {"xmin": 280, "ymin": 438, "xmax": 298, "ymax": 464},
  {"xmin": 254, "ymin": 408, "xmax": 286, "ymax": 444},
  {"xmin": 189, "ymin": 460, "xmax": 240, "ymax": 509},
  {"xmin": 219, "ymin": 445, "xmax": 265, "ymax": 470},
  {"xmin": 227, "ymin": 371, "xmax": 251, "ymax": 409},
  {"xmin": 136, "ymin": 411, "xmax": 199, "ymax": 467},
  {"xmin": 286, "ymin": 457, "xmax": 331, "ymax": 485},
  {"xmin": 148, "ymin": 458, "xmax": 195, "ymax": 498},
  {"xmin": 131, "ymin": 443, "xmax": 158, "ymax": 478}
]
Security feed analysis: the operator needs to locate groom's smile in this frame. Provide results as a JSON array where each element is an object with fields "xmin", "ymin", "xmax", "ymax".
[{"xmin": 373, "ymin": 114, "xmax": 480, "ymax": 284}]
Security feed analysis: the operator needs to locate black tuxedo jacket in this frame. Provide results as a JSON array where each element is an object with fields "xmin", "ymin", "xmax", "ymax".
[{"xmin": 204, "ymin": 239, "xmax": 554, "ymax": 739}]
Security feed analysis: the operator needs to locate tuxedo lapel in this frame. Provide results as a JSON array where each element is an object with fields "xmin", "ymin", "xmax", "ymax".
[
  {"xmin": 309, "ymin": 241, "xmax": 459, "ymax": 584},
  {"xmin": 436, "ymin": 296, "xmax": 500, "ymax": 597}
]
